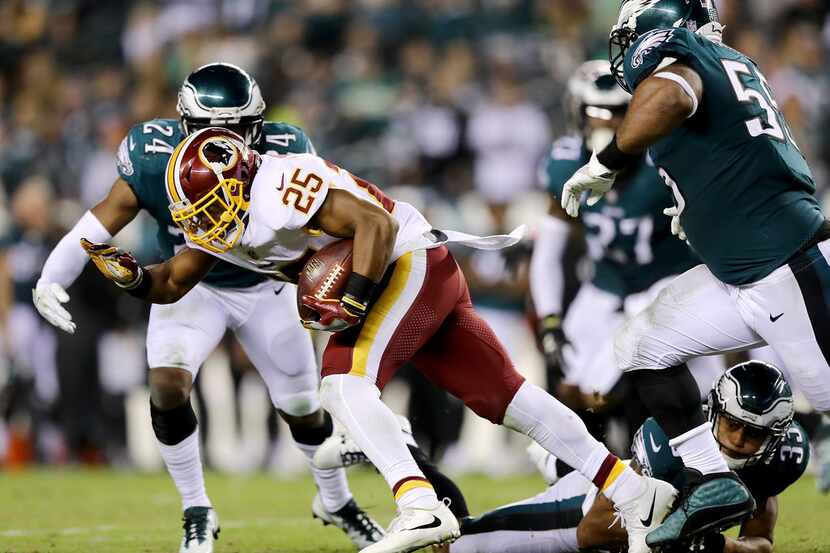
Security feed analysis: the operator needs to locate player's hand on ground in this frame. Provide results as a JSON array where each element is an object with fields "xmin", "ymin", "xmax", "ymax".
[
  {"xmin": 80, "ymin": 238, "xmax": 143, "ymax": 289},
  {"xmin": 663, "ymin": 206, "xmax": 687, "ymax": 241},
  {"xmin": 537, "ymin": 314, "xmax": 569, "ymax": 377},
  {"xmin": 32, "ymin": 279, "xmax": 76, "ymax": 334},
  {"xmin": 560, "ymin": 151, "xmax": 617, "ymax": 217},
  {"xmin": 301, "ymin": 295, "xmax": 363, "ymax": 332}
]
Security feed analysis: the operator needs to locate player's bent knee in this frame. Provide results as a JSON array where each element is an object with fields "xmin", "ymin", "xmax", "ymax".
[
  {"xmin": 274, "ymin": 390, "xmax": 320, "ymax": 418},
  {"xmin": 614, "ymin": 312, "xmax": 680, "ymax": 373},
  {"xmin": 463, "ymin": 386, "xmax": 522, "ymax": 424},
  {"xmin": 149, "ymin": 367, "xmax": 193, "ymax": 410}
]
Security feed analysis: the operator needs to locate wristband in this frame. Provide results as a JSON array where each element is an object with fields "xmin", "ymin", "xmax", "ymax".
[
  {"xmin": 123, "ymin": 268, "xmax": 152, "ymax": 299},
  {"xmin": 596, "ymin": 135, "xmax": 640, "ymax": 171},
  {"xmin": 343, "ymin": 272, "xmax": 377, "ymax": 308}
]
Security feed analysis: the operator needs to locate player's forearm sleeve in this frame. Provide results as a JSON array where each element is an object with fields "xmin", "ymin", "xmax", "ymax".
[
  {"xmin": 530, "ymin": 215, "xmax": 571, "ymax": 317},
  {"xmin": 40, "ymin": 210, "xmax": 113, "ymax": 288}
]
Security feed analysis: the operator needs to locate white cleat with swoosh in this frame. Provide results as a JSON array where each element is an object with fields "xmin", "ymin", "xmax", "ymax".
[
  {"xmin": 612, "ymin": 477, "xmax": 677, "ymax": 553},
  {"xmin": 359, "ymin": 500, "xmax": 459, "ymax": 553}
]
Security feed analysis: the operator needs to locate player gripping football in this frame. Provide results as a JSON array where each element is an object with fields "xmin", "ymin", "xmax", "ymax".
[
  {"xmin": 81, "ymin": 126, "xmax": 683, "ymax": 553},
  {"xmin": 32, "ymin": 63, "xmax": 382, "ymax": 553}
]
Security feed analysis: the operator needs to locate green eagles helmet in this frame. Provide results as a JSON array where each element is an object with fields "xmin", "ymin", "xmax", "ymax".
[
  {"xmin": 177, "ymin": 63, "xmax": 266, "ymax": 146},
  {"xmin": 609, "ymin": 0, "xmax": 720, "ymax": 92},
  {"xmin": 707, "ymin": 361, "xmax": 794, "ymax": 470},
  {"xmin": 566, "ymin": 60, "xmax": 631, "ymax": 150}
]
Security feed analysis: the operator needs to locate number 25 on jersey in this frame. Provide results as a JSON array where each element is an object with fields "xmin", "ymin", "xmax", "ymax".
[{"xmin": 281, "ymin": 168, "xmax": 322, "ymax": 214}]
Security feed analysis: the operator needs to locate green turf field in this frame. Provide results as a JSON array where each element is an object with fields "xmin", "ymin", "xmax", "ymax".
[{"xmin": 0, "ymin": 468, "xmax": 827, "ymax": 552}]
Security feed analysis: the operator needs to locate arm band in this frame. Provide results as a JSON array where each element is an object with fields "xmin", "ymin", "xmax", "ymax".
[
  {"xmin": 343, "ymin": 272, "xmax": 377, "ymax": 310},
  {"xmin": 41, "ymin": 211, "xmax": 113, "ymax": 288},
  {"xmin": 653, "ymin": 71, "xmax": 699, "ymax": 118},
  {"xmin": 596, "ymin": 135, "xmax": 640, "ymax": 172},
  {"xmin": 530, "ymin": 215, "xmax": 571, "ymax": 317}
]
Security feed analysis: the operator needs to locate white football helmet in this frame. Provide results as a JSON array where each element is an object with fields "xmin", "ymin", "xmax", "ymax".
[{"xmin": 177, "ymin": 62, "xmax": 266, "ymax": 146}]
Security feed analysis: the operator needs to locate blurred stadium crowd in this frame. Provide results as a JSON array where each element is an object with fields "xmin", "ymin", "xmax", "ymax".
[{"xmin": 1, "ymin": 0, "xmax": 829, "ymax": 473}]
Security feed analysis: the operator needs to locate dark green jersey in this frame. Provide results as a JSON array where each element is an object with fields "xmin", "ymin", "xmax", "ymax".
[
  {"xmin": 116, "ymin": 118, "xmax": 314, "ymax": 288},
  {"xmin": 633, "ymin": 417, "xmax": 809, "ymax": 502},
  {"xmin": 624, "ymin": 28, "xmax": 824, "ymax": 285},
  {"xmin": 543, "ymin": 135, "xmax": 698, "ymax": 298}
]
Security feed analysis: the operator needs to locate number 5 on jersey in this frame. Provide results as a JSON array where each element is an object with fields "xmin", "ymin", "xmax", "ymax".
[{"xmin": 282, "ymin": 168, "xmax": 322, "ymax": 213}]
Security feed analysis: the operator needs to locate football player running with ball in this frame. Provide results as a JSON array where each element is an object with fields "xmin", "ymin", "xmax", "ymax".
[
  {"xmin": 32, "ymin": 64, "xmax": 382, "ymax": 552},
  {"xmin": 560, "ymin": 0, "xmax": 830, "ymax": 549},
  {"xmin": 80, "ymin": 126, "xmax": 682, "ymax": 553},
  {"xmin": 451, "ymin": 361, "xmax": 807, "ymax": 553}
]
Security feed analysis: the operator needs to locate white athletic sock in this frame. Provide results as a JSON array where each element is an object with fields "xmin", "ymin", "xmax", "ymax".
[
  {"xmin": 156, "ymin": 430, "xmax": 211, "ymax": 510},
  {"xmin": 294, "ymin": 440, "xmax": 353, "ymax": 512},
  {"xmin": 320, "ymin": 374, "xmax": 438, "ymax": 510},
  {"xmin": 503, "ymin": 381, "xmax": 604, "ymax": 471},
  {"xmin": 669, "ymin": 422, "xmax": 729, "ymax": 475},
  {"xmin": 503, "ymin": 381, "xmax": 646, "ymax": 505}
]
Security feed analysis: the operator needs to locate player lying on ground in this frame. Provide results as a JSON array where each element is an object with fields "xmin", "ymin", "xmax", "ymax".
[
  {"xmin": 560, "ymin": 0, "xmax": 830, "ymax": 547},
  {"xmin": 314, "ymin": 361, "xmax": 806, "ymax": 553},
  {"xmin": 81, "ymin": 126, "xmax": 678, "ymax": 553},
  {"xmin": 531, "ymin": 59, "xmax": 721, "ymax": 416},
  {"xmin": 32, "ymin": 63, "xmax": 382, "ymax": 553},
  {"xmin": 451, "ymin": 362, "xmax": 805, "ymax": 553}
]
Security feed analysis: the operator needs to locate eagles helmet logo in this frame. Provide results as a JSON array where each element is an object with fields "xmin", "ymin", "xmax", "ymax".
[{"xmin": 631, "ymin": 29, "xmax": 675, "ymax": 68}]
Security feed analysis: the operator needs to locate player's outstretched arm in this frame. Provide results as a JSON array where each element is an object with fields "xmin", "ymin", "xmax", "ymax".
[
  {"xmin": 616, "ymin": 63, "xmax": 703, "ymax": 154},
  {"xmin": 138, "ymin": 247, "xmax": 218, "ymax": 304},
  {"xmin": 561, "ymin": 63, "xmax": 702, "ymax": 218},
  {"xmin": 34, "ymin": 177, "xmax": 140, "ymax": 333},
  {"xmin": 81, "ymin": 241, "xmax": 216, "ymax": 305}
]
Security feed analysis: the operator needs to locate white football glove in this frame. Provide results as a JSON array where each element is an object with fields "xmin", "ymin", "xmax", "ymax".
[
  {"xmin": 32, "ymin": 279, "xmax": 76, "ymax": 334},
  {"xmin": 663, "ymin": 206, "xmax": 687, "ymax": 241},
  {"xmin": 560, "ymin": 151, "xmax": 618, "ymax": 218}
]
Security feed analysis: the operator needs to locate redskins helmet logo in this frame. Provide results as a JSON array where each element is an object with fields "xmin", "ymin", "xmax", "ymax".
[{"xmin": 197, "ymin": 136, "xmax": 240, "ymax": 175}]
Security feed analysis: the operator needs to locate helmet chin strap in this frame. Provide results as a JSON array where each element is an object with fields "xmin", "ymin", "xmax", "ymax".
[{"xmin": 723, "ymin": 451, "xmax": 749, "ymax": 470}]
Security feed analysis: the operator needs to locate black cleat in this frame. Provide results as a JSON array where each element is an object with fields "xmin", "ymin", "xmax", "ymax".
[
  {"xmin": 180, "ymin": 506, "xmax": 220, "ymax": 553},
  {"xmin": 646, "ymin": 470, "xmax": 755, "ymax": 551},
  {"xmin": 312, "ymin": 493, "xmax": 384, "ymax": 548}
]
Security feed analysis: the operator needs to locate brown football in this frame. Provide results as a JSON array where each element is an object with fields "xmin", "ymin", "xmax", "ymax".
[{"xmin": 297, "ymin": 239, "xmax": 354, "ymax": 323}]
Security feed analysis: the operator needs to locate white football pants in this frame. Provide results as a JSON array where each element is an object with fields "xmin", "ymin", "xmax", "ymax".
[
  {"xmin": 616, "ymin": 239, "xmax": 830, "ymax": 412},
  {"xmin": 146, "ymin": 280, "xmax": 319, "ymax": 416}
]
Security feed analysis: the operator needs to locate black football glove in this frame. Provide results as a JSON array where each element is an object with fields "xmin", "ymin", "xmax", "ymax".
[{"xmin": 537, "ymin": 314, "xmax": 569, "ymax": 379}]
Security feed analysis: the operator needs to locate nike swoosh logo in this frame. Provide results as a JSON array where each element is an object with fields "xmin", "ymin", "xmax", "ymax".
[
  {"xmin": 770, "ymin": 313, "xmax": 784, "ymax": 322},
  {"xmin": 649, "ymin": 434, "xmax": 662, "ymax": 453},
  {"xmin": 276, "ymin": 174, "xmax": 285, "ymax": 191},
  {"xmin": 407, "ymin": 515, "xmax": 442, "ymax": 531},
  {"xmin": 640, "ymin": 491, "xmax": 657, "ymax": 527},
  {"xmin": 128, "ymin": 136, "xmax": 135, "ymax": 151}
]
